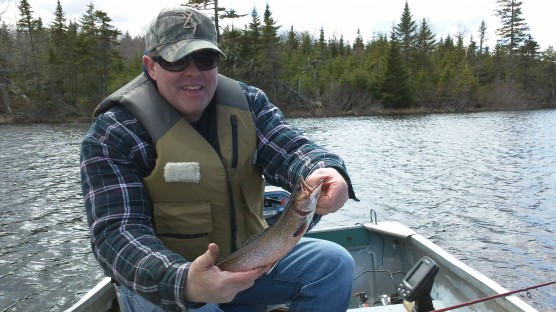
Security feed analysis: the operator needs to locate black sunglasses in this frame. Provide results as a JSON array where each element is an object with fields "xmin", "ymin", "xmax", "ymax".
[{"xmin": 153, "ymin": 52, "xmax": 220, "ymax": 72}]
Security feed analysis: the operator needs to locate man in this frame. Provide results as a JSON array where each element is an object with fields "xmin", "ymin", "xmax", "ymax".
[{"xmin": 81, "ymin": 6, "xmax": 357, "ymax": 312}]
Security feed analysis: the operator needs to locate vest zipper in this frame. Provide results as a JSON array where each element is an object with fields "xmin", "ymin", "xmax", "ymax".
[
  {"xmin": 223, "ymin": 116, "xmax": 238, "ymax": 251},
  {"xmin": 231, "ymin": 115, "xmax": 238, "ymax": 168},
  {"xmin": 216, "ymin": 151, "xmax": 238, "ymax": 252},
  {"xmin": 226, "ymin": 178, "xmax": 238, "ymax": 252}
]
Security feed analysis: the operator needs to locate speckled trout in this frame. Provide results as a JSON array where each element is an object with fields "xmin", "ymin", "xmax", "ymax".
[{"xmin": 217, "ymin": 177, "xmax": 324, "ymax": 272}]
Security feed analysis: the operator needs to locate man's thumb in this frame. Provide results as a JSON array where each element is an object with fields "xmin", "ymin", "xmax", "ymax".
[{"xmin": 199, "ymin": 243, "xmax": 219, "ymax": 267}]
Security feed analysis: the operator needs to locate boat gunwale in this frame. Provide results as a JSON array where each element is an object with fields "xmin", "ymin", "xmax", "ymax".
[{"xmin": 65, "ymin": 276, "xmax": 116, "ymax": 312}]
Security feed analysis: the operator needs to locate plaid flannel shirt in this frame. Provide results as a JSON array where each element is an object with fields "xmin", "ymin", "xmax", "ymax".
[{"xmin": 80, "ymin": 82, "xmax": 355, "ymax": 311}]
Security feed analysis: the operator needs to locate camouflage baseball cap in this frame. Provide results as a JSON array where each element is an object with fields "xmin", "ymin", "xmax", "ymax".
[{"xmin": 145, "ymin": 6, "xmax": 225, "ymax": 62}]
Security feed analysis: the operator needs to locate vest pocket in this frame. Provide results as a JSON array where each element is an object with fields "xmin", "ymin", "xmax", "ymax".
[
  {"xmin": 239, "ymin": 176, "xmax": 267, "ymax": 232},
  {"xmin": 154, "ymin": 201, "xmax": 212, "ymax": 234},
  {"xmin": 159, "ymin": 235, "xmax": 211, "ymax": 261},
  {"xmin": 154, "ymin": 201, "xmax": 212, "ymax": 261}
]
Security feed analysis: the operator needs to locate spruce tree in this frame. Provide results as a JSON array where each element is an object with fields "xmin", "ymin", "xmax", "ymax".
[
  {"xmin": 395, "ymin": 1, "xmax": 417, "ymax": 67},
  {"xmin": 495, "ymin": 0, "xmax": 531, "ymax": 82},
  {"xmin": 382, "ymin": 30, "xmax": 412, "ymax": 109},
  {"xmin": 47, "ymin": 0, "xmax": 69, "ymax": 112},
  {"xmin": 16, "ymin": 0, "xmax": 42, "ymax": 105},
  {"xmin": 415, "ymin": 18, "xmax": 436, "ymax": 71},
  {"xmin": 260, "ymin": 3, "xmax": 281, "ymax": 98}
]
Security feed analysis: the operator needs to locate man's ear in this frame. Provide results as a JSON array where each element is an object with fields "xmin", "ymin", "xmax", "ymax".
[{"xmin": 142, "ymin": 55, "xmax": 157, "ymax": 80}]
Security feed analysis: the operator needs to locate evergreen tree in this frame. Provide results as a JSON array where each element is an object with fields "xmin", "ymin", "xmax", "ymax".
[
  {"xmin": 365, "ymin": 33, "xmax": 389, "ymax": 95},
  {"xmin": 240, "ymin": 7, "xmax": 262, "ymax": 83},
  {"xmin": 352, "ymin": 29, "xmax": 364, "ymax": 55},
  {"xmin": 286, "ymin": 26, "xmax": 299, "ymax": 51},
  {"xmin": 261, "ymin": 3, "xmax": 279, "ymax": 46},
  {"xmin": 218, "ymin": 25, "xmax": 242, "ymax": 77},
  {"xmin": 338, "ymin": 35, "xmax": 346, "ymax": 57},
  {"xmin": 220, "ymin": 9, "xmax": 247, "ymax": 33},
  {"xmin": 382, "ymin": 29, "xmax": 412, "ymax": 109},
  {"xmin": 436, "ymin": 34, "xmax": 478, "ymax": 112},
  {"xmin": 495, "ymin": 0, "xmax": 531, "ymax": 82},
  {"xmin": 516, "ymin": 34, "xmax": 541, "ymax": 100},
  {"xmin": 279, "ymin": 27, "xmax": 306, "ymax": 103},
  {"xmin": 218, "ymin": 7, "xmax": 248, "ymax": 78},
  {"xmin": 16, "ymin": 0, "xmax": 43, "ymax": 105},
  {"xmin": 96, "ymin": 10, "xmax": 121, "ymax": 95},
  {"xmin": 328, "ymin": 34, "xmax": 339, "ymax": 59},
  {"xmin": 65, "ymin": 21, "xmax": 79, "ymax": 107},
  {"xmin": 317, "ymin": 27, "xmax": 327, "ymax": 55},
  {"xmin": 475, "ymin": 21, "xmax": 489, "ymax": 83},
  {"xmin": 415, "ymin": 18, "xmax": 436, "ymax": 71},
  {"xmin": 76, "ymin": 3, "xmax": 99, "ymax": 111},
  {"xmin": 541, "ymin": 47, "xmax": 556, "ymax": 105},
  {"xmin": 413, "ymin": 19, "xmax": 437, "ymax": 107},
  {"xmin": 395, "ymin": 1, "xmax": 417, "ymax": 66},
  {"xmin": 246, "ymin": 7, "xmax": 262, "ymax": 57},
  {"xmin": 47, "ymin": 0, "xmax": 70, "ymax": 112},
  {"xmin": 260, "ymin": 3, "xmax": 281, "ymax": 97},
  {"xmin": 1, "ymin": 1, "xmax": 556, "ymax": 121},
  {"xmin": 76, "ymin": 3, "xmax": 119, "ymax": 113},
  {"xmin": 477, "ymin": 21, "xmax": 487, "ymax": 57},
  {"xmin": 0, "ymin": 23, "xmax": 14, "ymax": 115}
]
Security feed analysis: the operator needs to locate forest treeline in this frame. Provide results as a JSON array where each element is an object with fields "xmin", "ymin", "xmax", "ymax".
[{"xmin": 0, "ymin": 0, "xmax": 555, "ymax": 123}]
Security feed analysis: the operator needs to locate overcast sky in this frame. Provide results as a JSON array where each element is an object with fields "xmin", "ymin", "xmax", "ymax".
[{"xmin": 1, "ymin": 0, "xmax": 554, "ymax": 50}]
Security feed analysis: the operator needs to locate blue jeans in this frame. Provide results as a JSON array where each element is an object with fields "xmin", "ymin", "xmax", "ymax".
[{"xmin": 117, "ymin": 237, "xmax": 355, "ymax": 312}]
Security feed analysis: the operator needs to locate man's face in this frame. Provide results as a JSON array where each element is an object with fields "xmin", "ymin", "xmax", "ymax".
[{"xmin": 144, "ymin": 52, "xmax": 219, "ymax": 123}]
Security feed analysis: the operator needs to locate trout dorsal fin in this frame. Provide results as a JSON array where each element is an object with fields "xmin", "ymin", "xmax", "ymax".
[{"xmin": 241, "ymin": 228, "xmax": 267, "ymax": 247}]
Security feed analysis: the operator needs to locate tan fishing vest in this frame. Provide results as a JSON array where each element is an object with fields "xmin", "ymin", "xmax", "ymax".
[{"xmin": 96, "ymin": 73, "xmax": 267, "ymax": 261}]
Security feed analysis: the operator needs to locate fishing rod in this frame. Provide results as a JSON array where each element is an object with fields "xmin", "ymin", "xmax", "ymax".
[{"xmin": 431, "ymin": 280, "xmax": 556, "ymax": 312}]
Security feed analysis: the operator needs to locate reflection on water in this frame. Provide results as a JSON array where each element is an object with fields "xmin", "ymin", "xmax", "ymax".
[{"xmin": 0, "ymin": 110, "xmax": 555, "ymax": 311}]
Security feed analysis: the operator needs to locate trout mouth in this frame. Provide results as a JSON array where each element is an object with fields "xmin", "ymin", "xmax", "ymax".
[{"xmin": 293, "ymin": 178, "xmax": 324, "ymax": 216}]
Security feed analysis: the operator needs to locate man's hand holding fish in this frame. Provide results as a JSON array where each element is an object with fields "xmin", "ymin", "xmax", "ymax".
[
  {"xmin": 305, "ymin": 167, "xmax": 350, "ymax": 215},
  {"xmin": 184, "ymin": 243, "xmax": 269, "ymax": 304}
]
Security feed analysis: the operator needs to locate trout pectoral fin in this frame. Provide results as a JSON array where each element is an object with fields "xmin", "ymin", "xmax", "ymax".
[{"xmin": 293, "ymin": 219, "xmax": 309, "ymax": 237}]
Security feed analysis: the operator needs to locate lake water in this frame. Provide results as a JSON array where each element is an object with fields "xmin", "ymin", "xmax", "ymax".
[{"xmin": 0, "ymin": 110, "xmax": 555, "ymax": 311}]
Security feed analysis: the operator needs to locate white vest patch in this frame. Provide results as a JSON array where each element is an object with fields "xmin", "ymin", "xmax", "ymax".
[{"xmin": 164, "ymin": 162, "xmax": 201, "ymax": 183}]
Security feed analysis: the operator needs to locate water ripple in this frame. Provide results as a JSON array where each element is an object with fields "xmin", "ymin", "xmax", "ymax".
[
  {"xmin": 1, "ymin": 111, "xmax": 555, "ymax": 310},
  {"xmin": 294, "ymin": 110, "xmax": 556, "ymax": 311}
]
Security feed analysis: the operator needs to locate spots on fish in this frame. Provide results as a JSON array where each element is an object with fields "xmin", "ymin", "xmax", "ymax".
[{"xmin": 217, "ymin": 178, "xmax": 324, "ymax": 272}]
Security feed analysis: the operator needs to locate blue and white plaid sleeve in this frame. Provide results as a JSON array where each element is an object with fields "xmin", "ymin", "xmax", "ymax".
[{"xmin": 80, "ymin": 106, "xmax": 194, "ymax": 311}]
